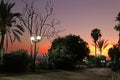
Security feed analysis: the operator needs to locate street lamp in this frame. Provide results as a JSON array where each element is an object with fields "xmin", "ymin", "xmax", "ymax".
[
  {"xmin": 31, "ymin": 36, "xmax": 41, "ymax": 42},
  {"xmin": 30, "ymin": 36, "xmax": 41, "ymax": 72}
]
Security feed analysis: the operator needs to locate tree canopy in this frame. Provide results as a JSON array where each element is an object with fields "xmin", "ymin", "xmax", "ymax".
[
  {"xmin": 108, "ymin": 45, "xmax": 120, "ymax": 72},
  {"xmin": 48, "ymin": 34, "xmax": 90, "ymax": 69}
]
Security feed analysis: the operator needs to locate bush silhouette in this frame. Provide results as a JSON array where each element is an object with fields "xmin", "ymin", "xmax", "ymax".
[{"xmin": 3, "ymin": 49, "xmax": 30, "ymax": 72}]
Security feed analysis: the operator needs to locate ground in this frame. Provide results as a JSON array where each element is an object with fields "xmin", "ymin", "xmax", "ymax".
[{"xmin": 0, "ymin": 68, "xmax": 112, "ymax": 80}]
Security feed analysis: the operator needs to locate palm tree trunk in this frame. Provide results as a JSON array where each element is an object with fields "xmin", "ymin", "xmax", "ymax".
[
  {"xmin": 95, "ymin": 42, "xmax": 97, "ymax": 56},
  {"xmin": 100, "ymin": 49, "xmax": 102, "ymax": 56},
  {"xmin": 5, "ymin": 34, "xmax": 8, "ymax": 53},
  {"xmin": 0, "ymin": 31, "xmax": 5, "ymax": 64}
]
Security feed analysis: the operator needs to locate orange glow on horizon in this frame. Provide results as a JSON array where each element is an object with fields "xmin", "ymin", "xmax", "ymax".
[
  {"xmin": 89, "ymin": 44, "xmax": 113, "ymax": 59},
  {"xmin": 8, "ymin": 40, "xmax": 113, "ymax": 60},
  {"xmin": 7, "ymin": 38, "xmax": 51, "ymax": 54}
]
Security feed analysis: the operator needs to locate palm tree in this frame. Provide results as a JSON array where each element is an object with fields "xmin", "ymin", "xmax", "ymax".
[
  {"xmin": 96, "ymin": 39, "xmax": 109, "ymax": 55},
  {"xmin": 91, "ymin": 28, "xmax": 101, "ymax": 56},
  {"xmin": 114, "ymin": 12, "xmax": 120, "ymax": 49},
  {"xmin": 0, "ymin": 0, "xmax": 24, "ymax": 63}
]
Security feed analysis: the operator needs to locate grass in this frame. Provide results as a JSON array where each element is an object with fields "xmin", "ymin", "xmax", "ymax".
[{"xmin": 0, "ymin": 68, "xmax": 112, "ymax": 80}]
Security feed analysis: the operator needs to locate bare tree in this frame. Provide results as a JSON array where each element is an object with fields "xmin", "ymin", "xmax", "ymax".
[{"xmin": 20, "ymin": 0, "xmax": 60, "ymax": 71}]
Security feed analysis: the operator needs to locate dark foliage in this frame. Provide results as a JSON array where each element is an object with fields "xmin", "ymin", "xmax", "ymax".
[
  {"xmin": 3, "ymin": 49, "xmax": 30, "ymax": 73},
  {"xmin": 38, "ymin": 54, "xmax": 49, "ymax": 69},
  {"xmin": 91, "ymin": 28, "xmax": 102, "ymax": 43},
  {"xmin": 85, "ymin": 55, "xmax": 106, "ymax": 67},
  {"xmin": 108, "ymin": 46, "xmax": 120, "ymax": 72},
  {"xmin": 85, "ymin": 55, "xmax": 97, "ymax": 67},
  {"xmin": 95, "ymin": 55, "xmax": 106, "ymax": 67},
  {"xmin": 48, "ymin": 34, "xmax": 90, "ymax": 69}
]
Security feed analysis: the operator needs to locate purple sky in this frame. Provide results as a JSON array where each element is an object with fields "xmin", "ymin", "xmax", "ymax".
[
  {"xmin": 8, "ymin": 0, "xmax": 120, "ymax": 54},
  {"xmin": 53, "ymin": 0, "xmax": 120, "ymax": 43}
]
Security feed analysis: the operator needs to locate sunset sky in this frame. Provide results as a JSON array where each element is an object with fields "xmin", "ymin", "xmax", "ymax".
[{"xmin": 7, "ymin": 0, "xmax": 120, "ymax": 57}]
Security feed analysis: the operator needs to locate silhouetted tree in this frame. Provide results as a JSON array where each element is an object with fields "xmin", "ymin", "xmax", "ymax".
[
  {"xmin": 20, "ymin": 0, "xmax": 60, "ymax": 71},
  {"xmin": 91, "ymin": 28, "xmax": 101, "ymax": 56},
  {"xmin": 114, "ymin": 12, "xmax": 120, "ymax": 49},
  {"xmin": 111, "ymin": 12, "xmax": 120, "ymax": 80},
  {"xmin": 0, "ymin": 0, "xmax": 24, "ymax": 63},
  {"xmin": 48, "ymin": 34, "xmax": 90, "ymax": 69},
  {"xmin": 108, "ymin": 46, "xmax": 120, "ymax": 71},
  {"xmin": 110, "ymin": 50, "xmax": 120, "ymax": 80}
]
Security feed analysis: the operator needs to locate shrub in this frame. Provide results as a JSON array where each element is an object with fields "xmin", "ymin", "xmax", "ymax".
[
  {"xmin": 37, "ymin": 54, "xmax": 49, "ymax": 69},
  {"xmin": 3, "ymin": 49, "xmax": 30, "ymax": 72}
]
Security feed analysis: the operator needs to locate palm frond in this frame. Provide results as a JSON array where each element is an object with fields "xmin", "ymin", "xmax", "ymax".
[
  {"xmin": 13, "ymin": 29, "xmax": 23, "ymax": 35},
  {"xmin": 7, "ymin": 2, "xmax": 15, "ymax": 12},
  {"xmin": 103, "ymin": 43, "xmax": 109, "ymax": 49},
  {"xmin": 8, "ymin": 33, "xmax": 13, "ymax": 45},
  {"xmin": 10, "ymin": 19, "xmax": 16, "ymax": 24},
  {"xmin": 114, "ymin": 24, "xmax": 120, "ymax": 31},
  {"xmin": 91, "ymin": 43, "xmax": 95, "ymax": 46},
  {"xmin": 116, "ymin": 12, "xmax": 120, "ymax": 21},
  {"xmin": 13, "ymin": 31, "xmax": 21, "ymax": 42},
  {"xmin": 16, "ymin": 25, "xmax": 25, "ymax": 32},
  {"xmin": 96, "ymin": 39, "xmax": 109, "ymax": 51},
  {"xmin": 12, "ymin": 13, "xmax": 21, "ymax": 17}
]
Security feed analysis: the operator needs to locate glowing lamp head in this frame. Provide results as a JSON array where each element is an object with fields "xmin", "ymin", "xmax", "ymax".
[
  {"xmin": 30, "ymin": 36, "xmax": 35, "ymax": 41},
  {"xmin": 37, "ymin": 36, "xmax": 41, "ymax": 41}
]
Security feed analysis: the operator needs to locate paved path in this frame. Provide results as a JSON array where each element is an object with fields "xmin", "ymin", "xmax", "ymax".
[
  {"xmin": 0, "ymin": 68, "xmax": 112, "ymax": 80},
  {"xmin": 82, "ymin": 68, "xmax": 112, "ymax": 80}
]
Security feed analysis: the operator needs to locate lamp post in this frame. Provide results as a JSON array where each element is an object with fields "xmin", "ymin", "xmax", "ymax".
[{"xmin": 30, "ymin": 36, "xmax": 41, "ymax": 72}]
